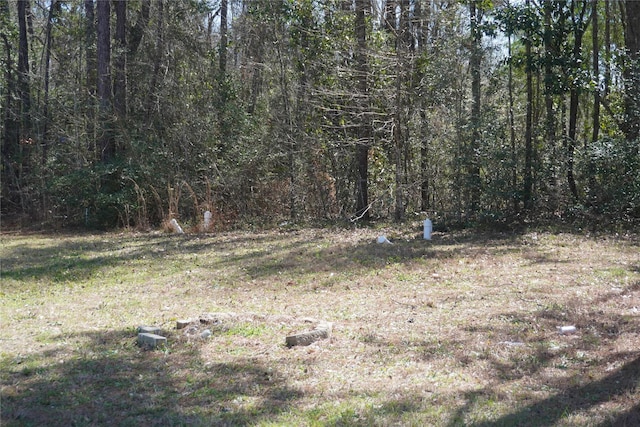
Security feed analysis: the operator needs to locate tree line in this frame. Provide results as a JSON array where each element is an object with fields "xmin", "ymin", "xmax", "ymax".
[{"xmin": 1, "ymin": 0, "xmax": 639, "ymax": 230}]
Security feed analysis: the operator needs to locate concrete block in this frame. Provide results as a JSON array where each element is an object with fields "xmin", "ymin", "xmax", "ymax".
[
  {"xmin": 137, "ymin": 326, "xmax": 162, "ymax": 335},
  {"xmin": 138, "ymin": 333, "xmax": 167, "ymax": 348},
  {"xmin": 176, "ymin": 319, "xmax": 192, "ymax": 330}
]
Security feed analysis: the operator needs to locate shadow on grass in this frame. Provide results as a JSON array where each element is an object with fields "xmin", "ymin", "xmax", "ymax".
[
  {"xmin": 0, "ymin": 229, "xmax": 515, "ymax": 289},
  {"xmin": 0, "ymin": 234, "xmax": 185, "ymax": 286},
  {"xmin": 3, "ymin": 227, "xmax": 638, "ymax": 290},
  {"xmin": 448, "ymin": 353, "xmax": 640, "ymax": 427},
  {"xmin": 313, "ymin": 397, "xmax": 424, "ymax": 426},
  {"xmin": 600, "ymin": 402, "xmax": 640, "ymax": 427},
  {"xmin": 0, "ymin": 328, "xmax": 303, "ymax": 426}
]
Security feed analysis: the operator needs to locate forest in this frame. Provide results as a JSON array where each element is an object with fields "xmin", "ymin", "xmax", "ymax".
[{"xmin": 1, "ymin": 0, "xmax": 639, "ymax": 230}]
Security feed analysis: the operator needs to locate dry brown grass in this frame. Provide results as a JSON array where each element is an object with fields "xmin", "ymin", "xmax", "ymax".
[{"xmin": 1, "ymin": 226, "xmax": 639, "ymax": 426}]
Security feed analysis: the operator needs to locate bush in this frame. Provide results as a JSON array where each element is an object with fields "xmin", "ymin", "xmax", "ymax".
[
  {"xmin": 48, "ymin": 161, "xmax": 143, "ymax": 229},
  {"xmin": 577, "ymin": 137, "xmax": 640, "ymax": 220}
]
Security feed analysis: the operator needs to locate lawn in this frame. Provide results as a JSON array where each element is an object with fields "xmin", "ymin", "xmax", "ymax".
[{"xmin": 1, "ymin": 225, "xmax": 639, "ymax": 426}]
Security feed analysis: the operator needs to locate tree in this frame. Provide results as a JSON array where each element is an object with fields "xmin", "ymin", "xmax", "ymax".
[
  {"xmin": 17, "ymin": 0, "xmax": 30, "ymax": 143},
  {"xmin": 1, "ymin": 0, "xmax": 21, "ymax": 212},
  {"xmin": 565, "ymin": 0, "xmax": 590, "ymax": 201},
  {"xmin": 113, "ymin": 0, "xmax": 126, "ymax": 120},
  {"xmin": 523, "ymin": 0, "xmax": 534, "ymax": 211},
  {"xmin": 219, "ymin": 0, "xmax": 228, "ymax": 76},
  {"xmin": 468, "ymin": 0, "xmax": 484, "ymax": 216},
  {"xmin": 0, "ymin": 0, "xmax": 637, "ymax": 228},
  {"xmin": 622, "ymin": 0, "xmax": 640, "ymax": 142},
  {"xmin": 391, "ymin": 0, "xmax": 410, "ymax": 221},
  {"xmin": 354, "ymin": 0, "xmax": 371, "ymax": 220},
  {"xmin": 41, "ymin": 0, "xmax": 60, "ymax": 166},
  {"xmin": 543, "ymin": 0, "xmax": 557, "ymax": 207},
  {"xmin": 84, "ymin": 0, "xmax": 96, "ymax": 152},
  {"xmin": 96, "ymin": 0, "xmax": 113, "ymax": 162}
]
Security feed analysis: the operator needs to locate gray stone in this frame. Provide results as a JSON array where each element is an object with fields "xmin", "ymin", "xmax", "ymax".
[
  {"xmin": 286, "ymin": 329, "xmax": 329, "ymax": 347},
  {"xmin": 138, "ymin": 333, "xmax": 167, "ymax": 348},
  {"xmin": 176, "ymin": 319, "xmax": 192, "ymax": 330},
  {"xmin": 137, "ymin": 326, "xmax": 162, "ymax": 335}
]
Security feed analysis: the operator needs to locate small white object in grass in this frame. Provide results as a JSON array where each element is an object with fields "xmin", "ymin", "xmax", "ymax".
[
  {"xmin": 557, "ymin": 325, "xmax": 577, "ymax": 334},
  {"xmin": 200, "ymin": 329, "xmax": 212, "ymax": 339},
  {"xmin": 377, "ymin": 235, "xmax": 392, "ymax": 244},
  {"xmin": 499, "ymin": 341, "xmax": 525, "ymax": 347},
  {"xmin": 169, "ymin": 218, "xmax": 184, "ymax": 234},
  {"xmin": 423, "ymin": 218, "xmax": 432, "ymax": 240},
  {"xmin": 203, "ymin": 210, "xmax": 212, "ymax": 231}
]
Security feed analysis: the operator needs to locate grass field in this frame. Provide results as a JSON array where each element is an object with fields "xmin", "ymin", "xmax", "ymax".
[{"xmin": 1, "ymin": 225, "xmax": 639, "ymax": 426}]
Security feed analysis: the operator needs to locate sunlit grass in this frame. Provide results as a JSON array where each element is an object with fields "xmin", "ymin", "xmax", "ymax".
[{"xmin": 1, "ymin": 227, "xmax": 639, "ymax": 426}]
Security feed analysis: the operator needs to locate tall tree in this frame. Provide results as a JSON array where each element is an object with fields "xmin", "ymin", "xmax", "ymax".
[
  {"xmin": 96, "ymin": 0, "xmax": 113, "ymax": 162},
  {"xmin": 42, "ymin": 0, "xmax": 60, "ymax": 166},
  {"xmin": 393, "ymin": 0, "xmax": 409, "ymax": 221},
  {"xmin": 128, "ymin": 0, "xmax": 150, "ymax": 56},
  {"xmin": 146, "ymin": 0, "xmax": 164, "ymax": 121},
  {"xmin": 588, "ymin": 0, "xmax": 600, "ymax": 204},
  {"xmin": 523, "ymin": 0, "xmax": 534, "ymax": 211},
  {"xmin": 113, "ymin": 0, "xmax": 126, "ymax": 120},
  {"xmin": 622, "ymin": 0, "xmax": 640, "ymax": 141},
  {"xmin": 505, "ymin": 1, "xmax": 518, "ymax": 212},
  {"xmin": 468, "ymin": 0, "xmax": 483, "ymax": 215},
  {"xmin": 1, "ymin": 0, "xmax": 15, "ymax": 150},
  {"xmin": 604, "ymin": 0, "xmax": 611, "ymax": 99},
  {"xmin": 84, "ymin": 0, "xmax": 96, "ymax": 151},
  {"xmin": 565, "ymin": 0, "xmax": 589, "ymax": 201},
  {"xmin": 543, "ymin": 0, "xmax": 557, "ymax": 206},
  {"xmin": 1, "ymin": 0, "xmax": 21, "ymax": 212},
  {"xmin": 17, "ymin": 0, "xmax": 30, "ymax": 142},
  {"xmin": 354, "ymin": 0, "xmax": 371, "ymax": 220},
  {"xmin": 417, "ymin": 0, "xmax": 432, "ymax": 213},
  {"xmin": 219, "ymin": 0, "xmax": 228, "ymax": 76},
  {"xmin": 592, "ymin": 0, "xmax": 600, "ymax": 144}
]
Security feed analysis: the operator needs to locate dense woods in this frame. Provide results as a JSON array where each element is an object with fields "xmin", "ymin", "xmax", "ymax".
[{"xmin": 1, "ymin": 0, "xmax": 639, "ymax": 230}]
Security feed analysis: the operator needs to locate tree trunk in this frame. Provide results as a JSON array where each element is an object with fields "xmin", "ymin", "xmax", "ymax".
[
  {"xmin": 393, "ymin": 0, "xmax": 408, "ymax": 222},
  {"xmin": 113, "ymin": 0, "xmax": 126, "ymax": 121},
  {"xmin": 17, "ymin": 0, "xmax": 31, "ymax": 141},
  {"xmin": 523, "ymin": 0, "xmax": 533, "ymax": 210},
  {"xmin": 420, "ymin": 111, "xmax": 430, "ymax": 212},
  {"xmin": 622, "ymin": 0, "xmax": 640, "ymax": 141},
  {"xmin": 1, "ymin": 1, "xmax": 21, "ymax": 212},
  {"xmin": 85, "ymin": 0, "xmax": 96, "ymax": 153},
  {"xmin": 592, "ymin": 0, "xmax": 600, "ymax": 145},
  {"xmin": 588, "ymin": 0, "xmax": 599, "ymax": 205},
  {"xmin": 354, "ymin": 0, "xmax": 371, "ymax": 220},
  {"xmin": 146, "ymin": 0, "xmax": 164, "ymax": 121},
  {"xmin": 97, "ymin": 0, "xmax": 113, "ymax": 162},
  {"xmin": 273, "ymin": 20, "xmax": 296, "ymax": 219},
  {"xmin": 508, "ymin": 29, "xmax": 517, "ymax": 213},
  {"xmin": 566, "ymin": 0, "xmax": 588, "ymax": 201},
  {"xmin": 604, "ymin": 0, "xmax": 611, "ymax": 99},
  {"xmin": 469, "ymin": 0, "xmax": 482, "ymax": 216},
  {"xmin": 418, "ymin": 0, "xmax": 431, "ymax": 213},
  {"xmin": 1, "ymin": 1, "xmax": 15, "ymax": 151},
  {"xmin": 128, "ymin": 0, "xmax": 150, "ymax": 56},
  {"xmin": 219, "ymin": 0, "xmax": 228, "ymax": 76},
  {"xmin": 543, "ymin": 0, "xmax": 557, "ymax": 207},
  {"xmin": 42, "ymin": 1, "xmax": 59, "ymax": 167}
]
